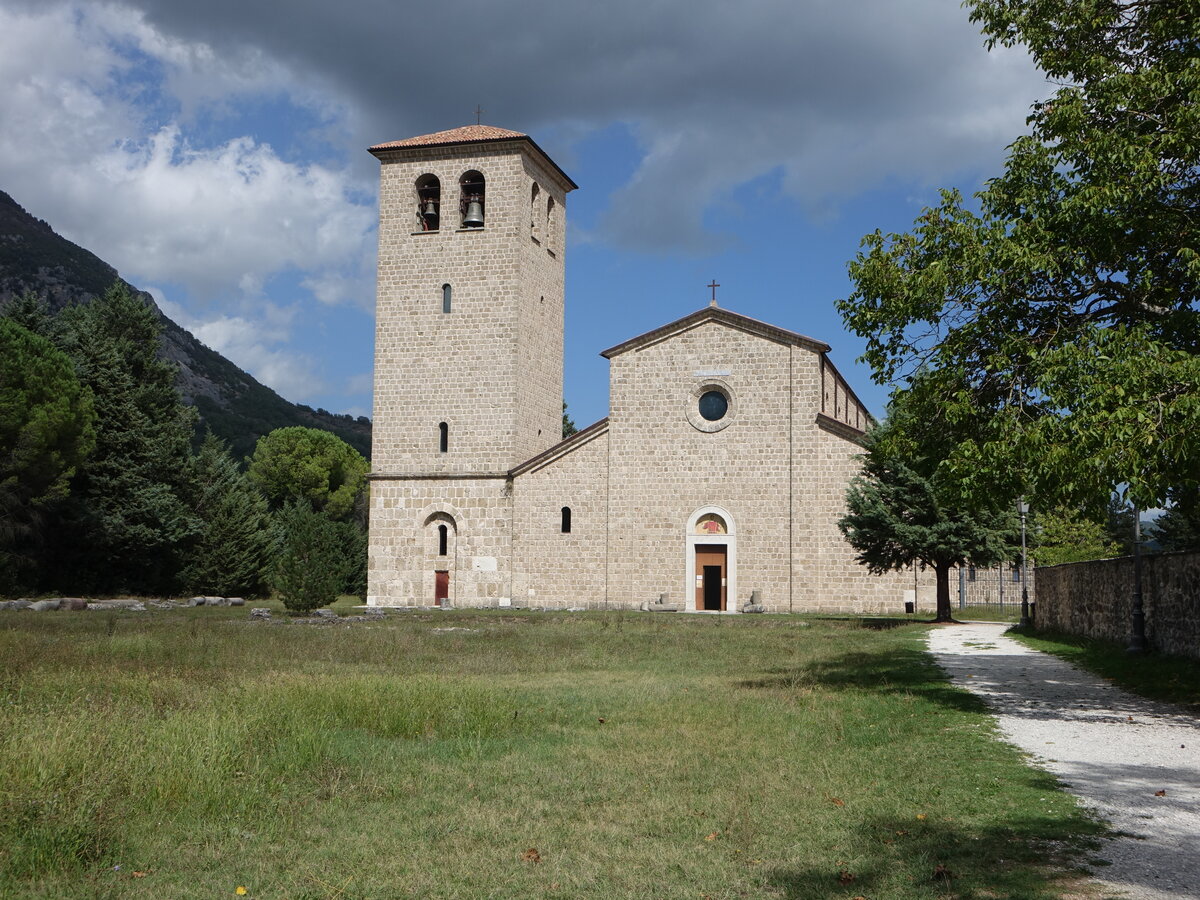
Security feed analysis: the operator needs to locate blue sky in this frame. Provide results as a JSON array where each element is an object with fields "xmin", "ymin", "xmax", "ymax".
[{"xmin": 0, "ymin": 0, "xmax": 1048, "ymax": 429}]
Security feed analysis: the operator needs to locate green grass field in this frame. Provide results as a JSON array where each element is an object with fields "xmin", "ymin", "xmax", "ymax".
[{"xmin": 0, "ymin": 604, "xmax": 1106, "ymax": 899}]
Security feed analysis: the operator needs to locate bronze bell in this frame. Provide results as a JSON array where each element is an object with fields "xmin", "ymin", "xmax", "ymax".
[
  {"xmin": 423, "ymin": 199, "xmax": 438, "ymax": 217},
  {"xmin": 462, "ymin": 196, "xmax": 484, "ymax": 228}
]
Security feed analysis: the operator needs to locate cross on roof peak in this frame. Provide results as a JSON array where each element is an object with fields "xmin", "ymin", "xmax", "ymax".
[
  {"xmin": 474, "ymin": 104, "xmax": 485, "ymax": 125},
  {"xmin": 708, "ymin": 280, "xmax": 720, "ymax": 307}
]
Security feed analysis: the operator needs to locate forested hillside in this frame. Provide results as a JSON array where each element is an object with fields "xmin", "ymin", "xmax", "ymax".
[{"xmin": 0, "ymin": 190, "xmax": 371, "ymax": 461}]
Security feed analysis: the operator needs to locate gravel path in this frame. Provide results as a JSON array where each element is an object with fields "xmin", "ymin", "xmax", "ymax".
[{"xmin": 926, "ymin": 623, "xmax": 1200, "ymax": 900}]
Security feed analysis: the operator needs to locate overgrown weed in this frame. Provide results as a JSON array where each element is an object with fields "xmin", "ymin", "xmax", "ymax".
[{"xmin": 0, "ymin": 608, "xmax": 1105, "ymax": 898}]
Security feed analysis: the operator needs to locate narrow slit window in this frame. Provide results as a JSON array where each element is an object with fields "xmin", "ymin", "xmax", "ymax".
[
  {"xmin": 530, "ymin": 183, "xmax": 540, "ymax": 240},
  {"xmin": 442, "ymin": 283, "xmax": 452, "ymax": 314},
  {"xmin": 438, "ymin": 524, "xmax": 448, "ymax": 556},
  {"xmin": 561, "ymin": 506, "xmax": 571, "ymax": 533},
  {"xmin": 439, "ymin": 422, "xmax": 448, "ymax": 453}
]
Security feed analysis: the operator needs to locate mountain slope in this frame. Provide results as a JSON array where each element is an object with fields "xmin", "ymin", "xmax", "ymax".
[{"xmin": 0, "ymin": 190, "xmax": 371, "ymax": 461}]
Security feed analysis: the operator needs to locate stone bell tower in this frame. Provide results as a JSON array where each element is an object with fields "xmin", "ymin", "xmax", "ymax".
[{"xmin": 366, "ymin": 124, "xmax": 576, "ymax": 606}]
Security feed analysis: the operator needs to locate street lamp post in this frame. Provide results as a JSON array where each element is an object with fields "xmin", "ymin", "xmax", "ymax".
[
  {"xmin": 1018, "ymin": 498, "xmax": 1030, "ymax": 628},
  {"xmin": 1128, "ymin": 504, "xmax": 1147, "ymax": 654}
]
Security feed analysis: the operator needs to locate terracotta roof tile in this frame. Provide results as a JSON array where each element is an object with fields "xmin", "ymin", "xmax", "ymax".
[{"xmin": 369, "ymin": 125, "xmax": 527, "ymax": 151}]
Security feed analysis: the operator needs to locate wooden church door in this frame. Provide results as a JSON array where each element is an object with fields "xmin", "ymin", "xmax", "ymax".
[{"xmin": 694, "ymin": 545, "xmax": 727, "ymax": 611}]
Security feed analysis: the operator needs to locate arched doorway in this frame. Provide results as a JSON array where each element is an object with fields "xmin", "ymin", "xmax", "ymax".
[
  {"xmin": 424, "ymin": 512, "xmax": 457, "ymax": 606},
  {"xmin": 685, "ymin": 507, "xmax": 737, "ymax": 612}
]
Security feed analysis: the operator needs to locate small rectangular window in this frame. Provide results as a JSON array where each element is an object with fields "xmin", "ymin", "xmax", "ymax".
[
  {"xmin": 561, "ymin": 506, "xmax": 571, "ymax": 533},
  {"xmin": 439, "ymin": 422, "xmax": 448, "ymax": 453}
]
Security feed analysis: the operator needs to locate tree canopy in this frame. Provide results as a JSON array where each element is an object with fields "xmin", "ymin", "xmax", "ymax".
[
  {"xmin": 838, "ymin": 0, "xmax": 1200, "ymax": 509},
  {"xmin": 839, "ymin": 389, "xmax": 1016, "ymax": 621},
  {"xmin": 181, "ymin": 432, "xmax": 273, "ymax": 597},
  {"xmin": 0, "ymin": 318, "xmax": 96, "ymax": 592},
  {"xmin": 0, "ymin": 318, "xmax": 95, "ymax": 508},
  {"xmin": 51, "ymin": 283, "xmax": 199, "ymax": 593},
  {"xmin": 1029, "ymin": 506, "xmax": 1120, "ymax": 566},
  {"xmin": 247, "ymin": 426, "xmax": 368, "ymax": 521}
]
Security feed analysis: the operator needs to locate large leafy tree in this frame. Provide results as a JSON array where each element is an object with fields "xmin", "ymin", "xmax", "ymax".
[
  {"xmin": 51, "ymin": 283, "xmax": 199, "ymax": 593},
  {"xmin": 1029, "ymin": 506, "xmax": 1120, "ymax": 566},
  {"xmin": 248, "ymin": 426, "xmax": 368, "ymax": 521},
  {"xmin": 0, "ymin": 318, "xmax": 95, "ymax": 593},
  {"xmin": 838, "ymin": 0, "xmax": 1200, "ymax": 509},
  {"xmin": 840, "ymin": 390, "xmax": 1016, "ymax": 622}
]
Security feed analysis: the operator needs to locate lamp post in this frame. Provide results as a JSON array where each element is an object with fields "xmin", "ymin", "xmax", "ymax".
[
  {"xmin": 1128, "ymin": 503, "xmax": 1147, "ymax": 654},
  {"xmin": 1018, "ymin": 498, "xmax": 1030, "ymax": 628}
]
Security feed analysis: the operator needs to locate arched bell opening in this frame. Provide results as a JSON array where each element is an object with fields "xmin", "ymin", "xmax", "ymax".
[
  {"xmin": 460, "ymin": 170, "xmax": 485, "ymax": 228},
  {"xmin": 415, "ymin": 174, "xmax": 440, "ymax": 231}
]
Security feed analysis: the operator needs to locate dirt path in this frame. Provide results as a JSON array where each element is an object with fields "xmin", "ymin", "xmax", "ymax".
[{"xmin": 926, "ymin": 622, "xmax": 1200, "ymax": 900}]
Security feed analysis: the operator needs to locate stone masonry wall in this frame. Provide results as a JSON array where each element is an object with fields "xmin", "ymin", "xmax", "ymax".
[
  {"xmin": 367, "ymin": 476, "xmax": 514, "ymax": 607},
  {"xmin": 511, "ymin": 425, "xmax": 610, "ymax": 607},
  {"xmin": 372, "ymin": 141, "xmax": 565, "ymax": 475},
  {"xmin": 515, "ymin": 153, "xmax": 570, "ymax": 466},
  {"xmin": 606, "ymin": 322, "xmax": 798, "ymax": 611},
  {"xmin": 368, "ymin": 137, "xmax": 571, "ymax": 607},
  {"xmin": 788, "ymin": 347, "xmax": 923, "ymax": 612},
  {"xmin": 1034, "ymin": 551, "xmax": 1200, "ymax": 660}
]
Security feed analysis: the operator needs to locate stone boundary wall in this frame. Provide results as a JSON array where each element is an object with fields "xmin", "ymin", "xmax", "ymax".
[{"xmin": 1034, "ymin": 551, "xmax": 1200, "ymax": 660}]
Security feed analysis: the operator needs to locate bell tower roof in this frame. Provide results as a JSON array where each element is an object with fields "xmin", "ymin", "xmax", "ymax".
[
  {"xmin": 369, "ymin": 125, "xmax": 578, "ymax": 190},
  {"xmin": 369, "ymin": 124, "xmax": 527, "ymax": 150}
]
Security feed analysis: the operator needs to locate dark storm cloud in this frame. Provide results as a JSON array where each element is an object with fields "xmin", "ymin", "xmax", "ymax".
[{"xmin": 11, "ymin": 0, "xmax": 1047, "ymax": 251}]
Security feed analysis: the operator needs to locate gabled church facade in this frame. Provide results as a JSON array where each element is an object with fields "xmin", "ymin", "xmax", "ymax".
[{"xmin": 366, "ymin": 125, "xmax": 912, "ymax": 613}]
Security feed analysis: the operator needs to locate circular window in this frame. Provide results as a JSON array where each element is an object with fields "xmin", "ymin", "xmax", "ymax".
[
  {"xmin": 686, "ymin": 380, "xmax": 736, "ymax": 433},
  {"xmin": 698, "ymin": 390, "xmax": 728, "ymax": 421}
]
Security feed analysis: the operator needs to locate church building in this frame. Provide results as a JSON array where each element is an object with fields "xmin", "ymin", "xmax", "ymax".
[{"xmin": 366, "ymin": 124, "xmax": 913, "ymax": 613}]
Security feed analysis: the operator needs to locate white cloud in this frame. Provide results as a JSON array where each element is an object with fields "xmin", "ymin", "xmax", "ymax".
[
  {"xmin": 97, "ymin": 0, "xmax": 1048, "ymax": 253},
  {"xmin": 0, "ymin": 2, "xmax": 374, "ymax": 306}
]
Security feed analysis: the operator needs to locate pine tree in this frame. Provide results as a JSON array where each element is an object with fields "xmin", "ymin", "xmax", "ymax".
[
  {"xmin": 0, "ymin": 318, "xmax": 95, "ymax": 594},
  {"xmin": 247, "ymin": 426, "xmax": 367, "ymax": 521},
  {"xmin": 270, "ymin": 500, "xmax": 350, "ymax": 612},
  {"xmin": 180, "ymin": 432, "xmax": 272, "ymax": 597},
  {"xmin": 1148, "ymin": 487, "xmax": 1200, "ymax": 553},
  {"xmin": 839, "ymin": 389, "xmax": 1016, "ymax": 621},
  {"xmin": 51, "ymin": 283, "xmax": 199, "ymax": 594}
]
